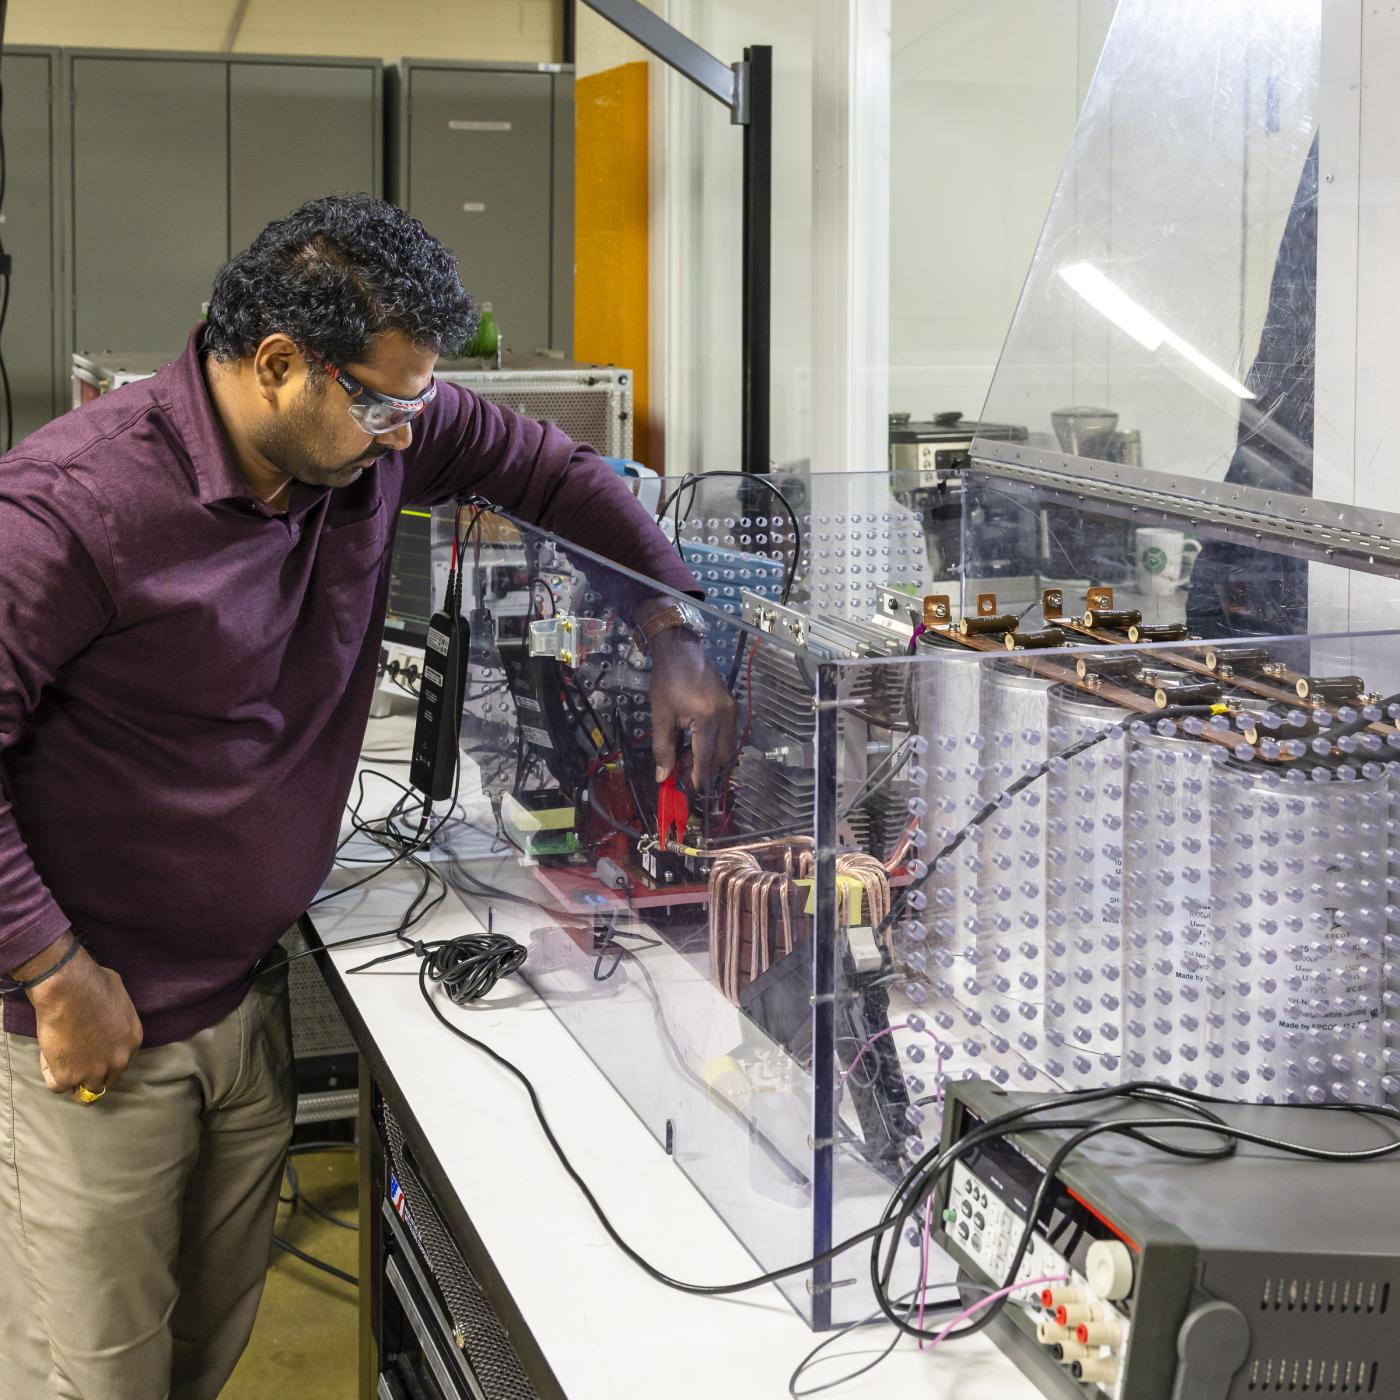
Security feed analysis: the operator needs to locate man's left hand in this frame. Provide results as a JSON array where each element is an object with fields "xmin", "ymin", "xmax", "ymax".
[{"xmin": 649, "ymin": 630, "xmax": 739, "ymax": 792}]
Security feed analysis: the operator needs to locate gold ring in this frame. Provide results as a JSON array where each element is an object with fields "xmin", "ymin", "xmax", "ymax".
[{"xmin": 75, "ymin": 1084, "xmax": 106, "ymax": 1104}]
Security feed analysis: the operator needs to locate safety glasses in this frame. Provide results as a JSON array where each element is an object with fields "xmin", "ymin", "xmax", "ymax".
[{"xmin": 317, "ymin": 360, "xmax": 438, "ymax": 435}]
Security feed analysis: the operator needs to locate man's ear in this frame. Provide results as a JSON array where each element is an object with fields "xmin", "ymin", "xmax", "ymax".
[{"xmin": 251, "ymin": 334, "xmax": 303, "ymax": 403}]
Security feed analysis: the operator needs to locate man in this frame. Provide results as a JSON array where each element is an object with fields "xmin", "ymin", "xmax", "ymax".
[{"xmin": 0, "ymin": 194, "xmax": 735, "ymax": 1399}]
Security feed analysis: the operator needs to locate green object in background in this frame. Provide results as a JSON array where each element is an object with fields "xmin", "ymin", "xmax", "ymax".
[{"xmin": 466, "ymin": 302, "xmax": 499, "ymax": 359}]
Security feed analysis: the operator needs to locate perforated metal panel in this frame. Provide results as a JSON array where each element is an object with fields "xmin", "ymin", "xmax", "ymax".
[
  {"xmin": 281, "ymin": 922, "xmax": 357, "ymax": 1062},
  {"xmin": 437, "ymin": 360, "xmax": 633, "ymax": 460},
  {"xmin": 381, "ymin": 1103, "xmax": 539, "ymax": 1400}
]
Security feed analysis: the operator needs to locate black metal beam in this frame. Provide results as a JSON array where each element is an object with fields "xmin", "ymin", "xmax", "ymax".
[
  {"xmin": 580, "ymin": 0, "xmax": 740, "ymax": 114},
  {"xmin": 579, "ymin": 0, "xmax": 770, "ymax": 474},
  {"xmin": 741, "ymin": 45, "xmax": 772, "ymax": 475}
]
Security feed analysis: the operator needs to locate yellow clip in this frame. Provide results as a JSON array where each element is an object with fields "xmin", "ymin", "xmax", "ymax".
[{"xmin": 1209, "ymin": 703, "xmax": 1229, "ymax": 715}]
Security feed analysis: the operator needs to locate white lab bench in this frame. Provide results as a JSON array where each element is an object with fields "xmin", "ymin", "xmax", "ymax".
[{"xmin": 310, "ymin": 714, "xmax": 1041, "ymax": 1400}]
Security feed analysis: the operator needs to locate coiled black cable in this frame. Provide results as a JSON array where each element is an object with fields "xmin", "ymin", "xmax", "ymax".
[{"xmin": 425, "ymin": 933, "xmax": 528, "ymax": 1005}]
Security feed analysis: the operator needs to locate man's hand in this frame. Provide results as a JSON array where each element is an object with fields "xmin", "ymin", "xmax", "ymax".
[
  {"xmin": 649, "ymin": 629, "xmax": 739, "ymax": 792},
  {"xmin": 17, "ymin": 935, "xmax": 143, "ymax": 1101}
]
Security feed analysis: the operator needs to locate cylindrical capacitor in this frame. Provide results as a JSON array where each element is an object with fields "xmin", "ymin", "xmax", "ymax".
[
  {"xmin": 1004, "ymin": 628, "xmax": 1067, "ymax": 651},
  {"xmin": 1082, "ymin": 608, "xmax": 1143, "ymax": 631},
  {"xmin": 1154, "ymin": 682, "xmax": 1222, "ymax": 709},
  {"xmin": 1212, "ymin": 759, "xmax": 1387, "ymax": 1105},
  {"xmin": 1295, "ymin": 674, "xmax": 1364, "ymax": 702},
  {"xmin": 912, "ymin": 633, "xmax": 984, "ymax": 980},
  {"xmin": 1044, "ymin": 685, "xmax": 1129, "ymax": 1090},
  {"xmin": 1121, "ymin": 727, "xmax": 1216, "ymax": 1088},
  {"xmin": 1387, "ymin": 768, "xmax": 1400, "ymax": 1114},
  {"xmin": 1127, "ymin": 622, "xmax": 1189, "ymax": 643},
  {"xmin": 959, "ymin": 613, "xmax": 1020, "ymax": 636},
  {"xmin": 1204, "ymin": 645, "xmax": 1272, "ymax": 674},
  {"xmin": 974, "ymin": 659, "xmax": 1055, "ymax": 1042}
]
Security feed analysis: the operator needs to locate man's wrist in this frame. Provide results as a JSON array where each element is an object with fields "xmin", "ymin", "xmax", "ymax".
[
  {"xmin": 7, "ymin": 933, "xmax": 90, "ymax": 1007},
  {"xmin": 649, "ymin": 623, "xmax": 703, "ymax": 654},
  {"xmin": 634, "ymin": 596, "xmax": 708, "ymax": 651},
  {"xmin": 7, "ymin": 930, "xmax": 76, "ymax": 985}
]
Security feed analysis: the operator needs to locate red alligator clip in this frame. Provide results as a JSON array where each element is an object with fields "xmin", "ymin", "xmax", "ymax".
[{"xmin": 657, "ymin": 767, "xmax": 689, "ymax": 847}]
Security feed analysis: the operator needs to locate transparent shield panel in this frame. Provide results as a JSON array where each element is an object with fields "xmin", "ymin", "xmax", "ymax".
[
  {"xmin": 436, "ymin": 508, "xmax": 837, "ymax": 1325},
  {"xmin": 976, "ymin": 0, "xmax": 1322, "ymax": 513},
  {"xmin": 424, "ymin": 468, "xmax": 1400, "ymax": 1332}
]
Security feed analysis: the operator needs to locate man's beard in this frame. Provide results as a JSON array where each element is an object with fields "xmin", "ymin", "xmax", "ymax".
[{"xmin": 250, "ymin": 397, "xmax": 388, "ymax": 487}]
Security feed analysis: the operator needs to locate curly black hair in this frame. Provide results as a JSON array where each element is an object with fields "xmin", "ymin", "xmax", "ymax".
[{"xmin": 204, "ymin": 193, "xmax": 478, "ymax": 367}]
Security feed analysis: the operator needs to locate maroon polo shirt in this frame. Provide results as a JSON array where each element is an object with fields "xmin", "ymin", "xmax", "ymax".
[{"xmin": 0, "ymin": 328, "xmax": 696, "ymax": 1045}]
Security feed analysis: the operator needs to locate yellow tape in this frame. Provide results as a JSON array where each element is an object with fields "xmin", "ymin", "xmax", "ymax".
[{"xmin": 796, "ymin": 875, "xmax": 863, "ymax": 925}]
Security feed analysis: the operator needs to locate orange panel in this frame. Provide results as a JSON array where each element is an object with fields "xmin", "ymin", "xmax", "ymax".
[{"xmin": 574, "ymin": 61, "xmax": 652, "ymax": 471}]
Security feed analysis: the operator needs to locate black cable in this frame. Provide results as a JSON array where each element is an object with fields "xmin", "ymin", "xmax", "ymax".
[
  {"xmin": 870, "ymin": 1090, "xmax": 1229, "ymax": 1341},
  {"xmin": 414, "ymin": 958, "xmax": 936, "ymax": 1295},
  {"xmin": 280, "ymin": 1159, "xmax": 299, "ymax": 1207},
  {"xmin": 838, "ymin": 738, "xmax": 915, "ymax": 821},
  {"xmin": 282, "ymin": 1158, "xmax": 357, "ymax": 1231},
  {"xmin": 1326, "ymin": 690, "xmax": 1400, "ymax": 743},
  {"xmin": 277, "ymin": 867, "xmax": 449, "ymax": 975},
  {"xmin": 868, "ymin": 1081, "xmax": 1400, "ymax": 1345},
  {"xmin": 424, "ymin": 932, "xmax": 527, "ymax": 1002},
  {"xmin": 585, "ymin": 779, "xmax": 648, "ymax": 840},
  {"xmin": 873, "ymin": 703, "xmax": 1218, "ymax": 942},
  {"xmin": 564, "ymin": 667, "xmax": 653, "ymax": 838},
  {"xmin": 787, "ymin": 1283, "xmax": 1004, "ymax": 1399},
  {"xmin": 269, "ymin": 768, "xmax": 462, "ymax": 984},
  {"xmin": 309, "ymin": 783, "xmax": 444, "ymax": 908},
  {"xmin": 295, "ymin": 1194, "xmax": 358, "ymax": 1233},
  {"xmin": 271, "ymin": 1234, "xmax": 358, "ymax": 1287},
  {"xmin": 656, "ymin": 470, "xmax": 802, "ymax": 605},
  {"xmin": 402, "ymin": 940, "xmax": 1400, "ymax": 1327}
]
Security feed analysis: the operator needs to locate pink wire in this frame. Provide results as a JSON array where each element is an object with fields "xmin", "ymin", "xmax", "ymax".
[
  {"xmin": 843, "ymin": 1021, "xmax": 955, "ymax": 1343},
  {"xmin": 919, "ymin": 1272, "xmax": 1070, "ymax": 1353},
  {"xmin": 916, "ymin": 1194, "xmax": 934, "ymax": 1335},
  {"xmin": 840, "ymin": 1021, "xmax": 944, "ymax": 1119}
]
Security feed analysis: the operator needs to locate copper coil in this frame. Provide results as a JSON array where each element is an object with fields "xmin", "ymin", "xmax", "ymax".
[{"xmin": 707, "ymin": 842, "xmax": 893, "ymax": 1005}]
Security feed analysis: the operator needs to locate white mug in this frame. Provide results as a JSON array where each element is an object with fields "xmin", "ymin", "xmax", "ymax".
[{"xmin": 1135, "ymin": 528, "xmax": 1200, "ymax": 596}]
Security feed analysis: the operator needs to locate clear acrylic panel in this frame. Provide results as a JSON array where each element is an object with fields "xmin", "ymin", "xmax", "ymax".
[
  {"xmin": 429, "ymin": 469, "xmax": 1400, "ymax": 1332},
  {"xmin": 976, "ymin": 0, "xmax": 1325, "ymax": 520}
]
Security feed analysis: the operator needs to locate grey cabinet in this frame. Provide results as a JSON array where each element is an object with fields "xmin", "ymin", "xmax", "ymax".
[
  {"xmin": 66, "ymin": 50, "xmax": 382, "ymax": 357},
  {"xmin": 4, "ymin": 47, "xmax": 65, "ymax": 444},
  {"xmin": 228, "ymin": 61, "xmax": 380, "ymax": 251},
  {"xmin": 70, "ymin": 56, "xmax": 228, "ymax": 355},
  {"xmin": 391, "ymin": 61, "xmax": 573, "ymax": 356}
]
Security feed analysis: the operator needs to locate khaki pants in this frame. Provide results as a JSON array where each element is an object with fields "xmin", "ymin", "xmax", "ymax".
[{"xmin": 0, "ymin": 963, "xmax": 295, "ymax": 1400}]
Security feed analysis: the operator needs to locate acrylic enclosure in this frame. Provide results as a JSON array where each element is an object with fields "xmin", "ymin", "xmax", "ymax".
[
  {"xmin": 422, "ymin": 468, "xmax": 1400, "ymax": 1334},
  {"xmin": 419, "ymin": 0, "xmax": 1400, "ymax": 1340}
]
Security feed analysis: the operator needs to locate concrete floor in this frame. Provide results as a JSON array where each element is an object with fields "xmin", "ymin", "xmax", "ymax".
[{"xmin": 223, "ymin": 1147, "xmax": 360, "ymax": 1399}]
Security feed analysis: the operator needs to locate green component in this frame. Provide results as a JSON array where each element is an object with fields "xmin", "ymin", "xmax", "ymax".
[
  {"xmin": 942, "ymin": 1208, "xmax": 958, "ymax": 1225},
  {"xmin": 466, "ymin": 303, "xmax": 499, "ymax": 359},
  {"xmin": 524, "ymin": 829, "xmax": 580, "ymax": 857}
]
